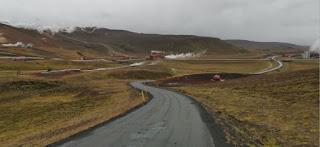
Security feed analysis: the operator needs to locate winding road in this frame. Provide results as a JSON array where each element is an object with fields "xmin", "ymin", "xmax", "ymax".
[
  {"xmin": 55, "ymin": 81, "xmax": 227, "ymax": 147},
  {"xmin": 250, "ymin": 56, "xmax": 283, "ymax": 74},
  {"xmin": 49, "ymin": 56, "xmax": 284, "ymax": 147}
]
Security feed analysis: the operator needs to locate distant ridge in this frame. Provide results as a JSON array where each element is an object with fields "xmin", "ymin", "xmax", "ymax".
[
  {"xmin": 225, "ymin": 39, "xmax": 307, "ymax": 50},
  {"xmin": 61, "ymin": 27, "xmax": 242, "ymax": 55},
  {"xmin": 0, "ymin": 23, "xmax": 244, "ymax": 58}
]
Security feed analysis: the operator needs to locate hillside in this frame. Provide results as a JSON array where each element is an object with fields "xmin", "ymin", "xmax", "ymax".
[
  {"xmin": 225, "ymin": 39, "xmax": 307, "ymax": 50},
  {"xmin": 168, "ymin": 68, "xmax": 319, "ymax": 146},
  {"xmin": 0, "ymin": 23, "xmax": 245, "ymax": 59},
  {"xmin": 225, "ymin": 39, "xmax": 308, "ymax": 55},
  {"xmin": 62, "ymin": 27, "xmax": 243, "ymax": 55},
  {"xmin": 0, "ymin": 24, "xmax": 112, "ymax": 59}
]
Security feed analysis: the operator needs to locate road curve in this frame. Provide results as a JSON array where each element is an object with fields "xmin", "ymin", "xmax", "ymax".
[
  {"xmin": 55, "ymin": 81, "xmax": 224, "ymax": 147},
  {"xmin": 250, "ymin": 56, "xmax": 283, "ymax": 74}
]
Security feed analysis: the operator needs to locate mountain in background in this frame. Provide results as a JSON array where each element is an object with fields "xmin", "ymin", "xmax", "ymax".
[
  {"xmin": 225, "ymin": 39, "xmax": 308, "ymax": 50},
  {"xmin": 62, "ymin": 27, "xmax": 243, "ymax": 55},
  {"xmin": 0, "ymin": 23, "xmax": 246, "ymax": 59}
]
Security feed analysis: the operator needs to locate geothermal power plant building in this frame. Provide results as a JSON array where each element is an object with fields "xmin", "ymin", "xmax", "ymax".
[{"xmin": 301, "ymin": 51, "xmax": 319, "ymax": 59}]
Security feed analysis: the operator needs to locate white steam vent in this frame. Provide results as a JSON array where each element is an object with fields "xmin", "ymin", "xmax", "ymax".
[
  {"xmin": 165, "ymin": 50, "xmax": 206, "ymax": 59},
  {"xmin": 1, "ymin": 42, "xmax": 33, "ymax": 48},
  {"xmin": 130, "ymin": 62, "xmax": 144, "ymax": 67},
  {"xmin": 0, "ymin": 33, "xmax": 7, "ymax": 43},
  {"xmin": 309, "ymin": 38, "xmax": 320, "ymax": 53}
]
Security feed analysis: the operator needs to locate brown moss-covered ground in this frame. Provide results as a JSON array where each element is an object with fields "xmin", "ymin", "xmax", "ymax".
[{"xmin": 166, "ymin": 68, "xmax": 319, "ymax": 146}]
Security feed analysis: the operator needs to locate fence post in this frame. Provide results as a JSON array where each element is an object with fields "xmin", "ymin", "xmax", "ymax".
[{"xmin": 141, "ymin": 91, "xmax": 146, "ymax": 103}]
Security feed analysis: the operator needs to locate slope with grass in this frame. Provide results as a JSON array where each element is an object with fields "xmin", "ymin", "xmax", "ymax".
[
  {"xmin": 225, "ymin": 39, "xmax": 307, "ymax": 55},
  {"xmin": 0, "ymin": 59, "xmax": 123, "ymax": 71},
  {"xmin": 1, "ymin": 24, "xmax": 258, "ymax": 59},
  {"xmin": 0, "ymin": 74, "xmax": 141, "ymax": 147},
  {"xmin": 0, "ymin": 24, "xmax": 113, "ymax": 59},
  {"xmin": 225, "ymin": 39, "xmax": 307, "ymax": 50},
  {"xmin": 0, "ymin": 62, "xmax": 174, "ymax": 146},
  {"xmin": 275, "ymin": 59, "xmax": 319, "ymax": 73},
  {"xmin": 157, "ymin": 60, "xmax": 276, "ymax": 76},
  {"xmin": 62, "ymin": 27, "xmax": 243, "ymax": 56},
  {"xmin": 167, "ymin": 68, "xmax": 319, "ymax": 146}
]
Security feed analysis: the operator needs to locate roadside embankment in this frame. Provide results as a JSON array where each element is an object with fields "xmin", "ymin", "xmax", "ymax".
[{"xmin": 163, "ymin": 68, "xmax": 319, "ymax": 146}]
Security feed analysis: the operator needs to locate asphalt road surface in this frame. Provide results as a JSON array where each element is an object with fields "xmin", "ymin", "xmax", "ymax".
[
  {"xmin": 50, "ymin": 56, "xmax": 283, "ymax": 147},
  {"xmin": 250, "ymin": 56, "xmax": 283, "ymax": 74},
  {"xmin": 56, "ymin": 81, "xmax": 221, "ymax": 147}
]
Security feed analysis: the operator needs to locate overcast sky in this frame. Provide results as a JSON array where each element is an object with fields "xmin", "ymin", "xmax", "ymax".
[{"xmin": 0, "ymin": 0, "xmax": 319, "ymax": 45}]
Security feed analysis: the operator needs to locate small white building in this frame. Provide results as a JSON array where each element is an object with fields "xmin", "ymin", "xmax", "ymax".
[
  {"xmin": 301, "ymin": 51, "xmax": 319, "ymax": 59},
  {"xmin": 301, "ymin": 51, "xmax": 310, "ymax": 59}
]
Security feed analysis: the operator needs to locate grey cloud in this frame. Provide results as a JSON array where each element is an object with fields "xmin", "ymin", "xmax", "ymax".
[{"xmin": 0, "ymin": 0, "xmax": 318, "ymax": 45}]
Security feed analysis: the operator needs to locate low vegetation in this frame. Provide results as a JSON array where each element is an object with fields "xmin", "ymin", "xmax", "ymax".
[
  {"xmin": 106, "ymin": 68, "xmax": 173, "ymax": 80},
  {"xmin": 0, "ymin": 72, "xmax": 143, "ymax": 146},
  {"xmin": 158, "ymin": 60, "xmax": 276, "ymax": 75},
  {"xmin": 63, "ymin": 27, "xmax": 242, "ymax": 56},
  {"xmin": 168, "ymin": 68, "xmax": 319, "ymax": 146},
  {"xmin": 0, "ymin": 59, "xmax": 122, "ymax": 71},
  {"xmin": 276, "ymin": 59, "xmax": 319, "ymax": 72}
]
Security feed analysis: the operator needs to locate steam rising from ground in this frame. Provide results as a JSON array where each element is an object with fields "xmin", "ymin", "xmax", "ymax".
[
  {"xmin": 0, "ymin": 33, "xmax": 7, "ymax": 43},
  {"xmin": 130, "ymin": 62, "xmax": 144, "ymax": 67},
  {"xmin": 1, "ymin": 42, "xmax": 33, "ymax": 48},
  {"xmin": 165, "ymin": 50, "xmax": 206, "ymax": 59},
  {"xmin": 309, "ymin": 39, "xmax": 320, "ymax": 53}
]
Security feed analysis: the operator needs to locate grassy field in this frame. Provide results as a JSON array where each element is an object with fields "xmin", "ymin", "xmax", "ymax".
[
  {"xmin": 277, "ymin": 59, "xmax": 319, "ymax": 72},
  {"xmin": 0, "ymin": 71, "xmax": 147, "ymax": 146},
  {"xmin": 157, "ymin": 60, "xmax": 276, "ymax": 75},
  {"xmin": 0, "ymin": 55, "xmax": 318, "ymax": 146},
  {"xmin": 167, "ymin": 68, "xmax": 319, "ymax": 146},
  {"xmin": 105, "ymin": 65, "xmax": 173, "ymax": 80},
  {"xmin": 0, "ymin": 61, "xmax": 175, "ymax": 146},
  {"xmin": 0, "ymin": 59, "xmax": 123, "ymax": 71}
]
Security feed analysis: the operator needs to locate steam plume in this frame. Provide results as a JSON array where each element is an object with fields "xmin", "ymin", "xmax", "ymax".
[
  {"xmin": 309, "ymin": 39, "xmax": 320, "ymax": 53},
  {"xmin": 165, "ymin": 50, "xmax": 206, "ymax": 59}
]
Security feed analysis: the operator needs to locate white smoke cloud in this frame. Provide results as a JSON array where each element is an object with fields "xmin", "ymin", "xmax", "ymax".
[
  {"xmin": 1, "ymin": 42, "xmax": 33, "ymax": 48},
  {"xmin": 151, "ymin": 50, "xmax": 165, "ymax": 54},
  {"xmin": 165, "ymin": 52, "xmax": 201, "ymax": 59},
  {"xmin": 165, "ymin": 50, "xmax": 206, "ymax": 59},
  {"xmin": 3, "ymin": 22, "xmax": 76, "ymax": 33},
  {"xmin": 130, "ymin": 62, "xmax": 145, "ymax": 67},
  {"xmin": 309, "ymin": 38, "xmax": 320, "ymax": 53}
]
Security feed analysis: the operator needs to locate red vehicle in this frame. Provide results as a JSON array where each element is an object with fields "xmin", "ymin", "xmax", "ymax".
[
  {"xmin": 289, "ymin": 54, "xmax": 295, "ymax": 57},
  {"xmin": 123, "ymin": 56, "xmax": 130, "ymax": 59},
  {"xmin": 13, "ymin": 58, "xmax": 21, "ymax": 61},
  {"xmin": 213, "ymin": 75, "xmax": 221, "ymax": 81},
  {"xmin": 81, "ymin": 56, "xmax": 96, "ymax": 60},
  {"xmin": 282, "ymin": 54, "xmax": 289, "ymax": 57},
  {"xmin": 282, "ymin": 54, "xmax": 295, "ymax": 57},
  {"xmin": 65, "ymin": 69, "xmax": 71, "ymax": 73},
  {"xmin": 35, "ymin": 71, "xmax": 42, "ymax": 75},
  {"xmin": 147, "ymin": 55, "xmax": 165, "ymax": 60}
]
